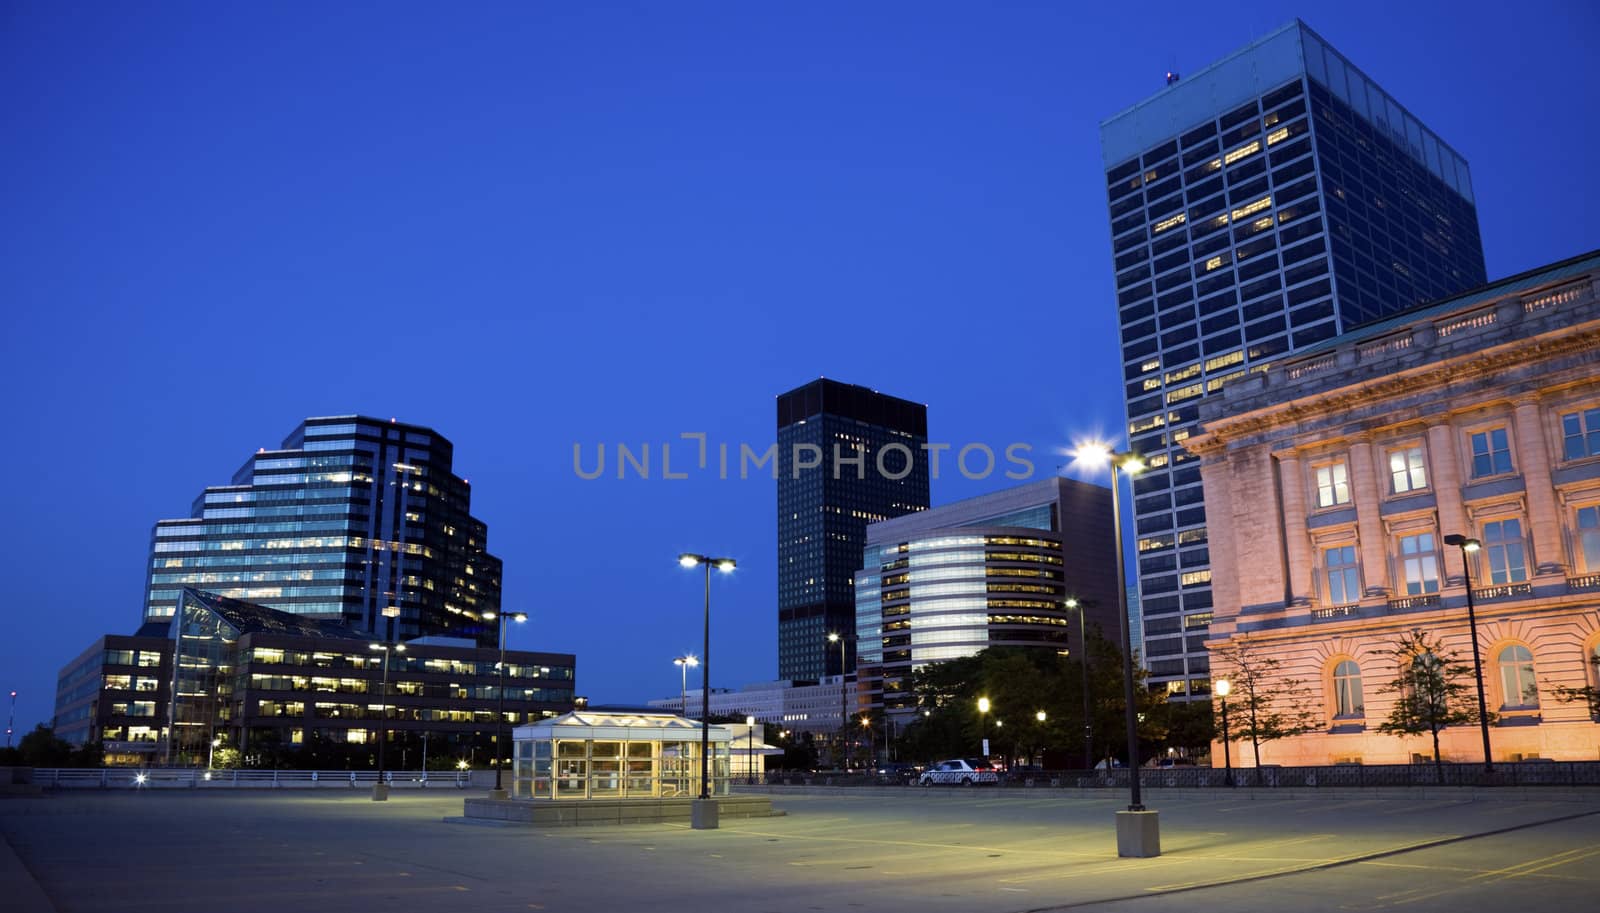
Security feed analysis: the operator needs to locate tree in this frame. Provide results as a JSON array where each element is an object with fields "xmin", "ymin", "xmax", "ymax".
[
  {"xmin": 1375, "ymin": 630, "xmax": 1490, "ymax": 784},
  {"xmin": 1210, "ymin": 638, "xmax": 1319, "ymax": 783},
  {"xmin": 1551, "ymin": 653, "xmax": 1600, "ymax": 720},
  {"xmin": 17, "ymin": 724, "xmax": 75, "ymax": 767}
]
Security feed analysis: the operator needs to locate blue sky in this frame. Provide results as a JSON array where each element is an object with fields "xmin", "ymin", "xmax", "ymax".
[{"xmin": 2, "ymin": 1, "xmax": 1597, "ymax": 735}]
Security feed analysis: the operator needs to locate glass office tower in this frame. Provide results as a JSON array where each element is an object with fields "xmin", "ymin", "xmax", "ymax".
[
  {"xmin": 777, "ymin": 379, "xmax": 930, "ymax": 681},
  {"xmin": 1099, "ymin": 20, "xmax": 1486, "ymax": 699},
  {"xmin": 145, "ymin": 416, "xmax": 503, "ymax": 646}
]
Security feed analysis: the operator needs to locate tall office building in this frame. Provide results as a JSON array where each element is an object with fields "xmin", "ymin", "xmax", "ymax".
[
  {"xmin": 777, "ymin": 379, "xmax": 930, "ymax": 681},
  {"xmin": 145, "ymin": 416, "xmax": 503, "ymax": 646},
  {"xmin": 1099, "ymin": 21, "xmax": 1487, "ymax": 698}
]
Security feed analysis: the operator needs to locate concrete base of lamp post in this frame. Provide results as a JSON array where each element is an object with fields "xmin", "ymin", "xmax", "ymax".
[
  {"xmin": 1115, "ymin": 810, "xmax": 1161, "ymax": 858},
  {"xmin": 690, "ymin": 798, "xmax": 720, "ymax": 830},
  {"xmin": 371, "ymin": 783, "xmax": 389, "ymax": 802},
  {"xmin": 487, "ymin": 788, "xmax": 509, "ymax": 801}
]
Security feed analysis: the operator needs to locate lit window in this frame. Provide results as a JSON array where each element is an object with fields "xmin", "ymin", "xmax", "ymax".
[
  {"xmin": 1266, "ymin": 127, "xmax": 1290, "ymax": 145},
  {"xmin": 1324, "ymin": 546, "xmax": 1360, "ymax": 604},
  {"xmin": 1180, "ymin": 570, "xmax": 1211, "ymax": 586},
  {"xmin": 1230, "ymin": 196, "xmax": 1272, "ymax": 222},
  {"xmin": 1142, "ymin": 378, "xmax": 1161, "ymax": 391},
  {"xmin": 1388, "ymin": 446, "xmax": 1427, "ymax": 493},
  {"xmin": 1315, "ymin": 462, "xmax": 1350, "ymax": 508},
  {"xmin": 1204, "ymin": 255, "xmax": 1225, "ymax": 271},
  {"xmin": 1153, "ymin": 212, "xmax": 1188, "ymax": 233},
  {"xmin": 1167, "ymin": 383, "xmax": 1203, "ymax": 404},
  {"xmin": 1204, "ymin": 350, "xmax": 1243, "ymax": 372},
  {"xmin": 1561, "ymin": 408, "xmax": 1600, "ymax": 460},
  {"xmin": 1165, "ymin": 363, "xmax": 1201, "ymax": 384},
  {"xmin": 1224, "ymin": 141, "xmax": 1261, "ymax": 165},
  {"xmin": 1332, "ymin": 660, "xmax": 1364, "ymax": 717},
  {"xmin": 1497, "ymin": 645, "xmax": 1539, "ymax": 709},
  {"xmin": 1141, "ymin": 359, "xmax": 1161, "ymax": 372},
  {"xmin": 1399, "ymin": 533, "xmax": 1440, "ymax": 595},
  {"xmin": 1482, "ymin": 519, "xmax": 1527, "ymax": 584},
  {"xmin": 1469, "ymin": 428, "xmax": 1513, "ymax": 477}
]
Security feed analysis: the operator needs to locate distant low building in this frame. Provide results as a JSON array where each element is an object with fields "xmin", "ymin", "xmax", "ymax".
[
  {"xmin": 648, "ymin": 677, "xmax": 856, "ymax": 736},
  {"xmin": 1190, "ymin": 251, "xmax": 1600, "ymax": 764},
  {"xmin": 54, "ymin": 589, "xmax": 577, "ymax": 768}
]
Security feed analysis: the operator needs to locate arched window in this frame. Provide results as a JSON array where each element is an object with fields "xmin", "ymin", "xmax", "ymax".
[
  {"xmin": 1332, "ymin": 660, "xmax": 1364, "ymax": 717},
  {"xmin": 1497, "ymin": 644, "xmax": 1539, "ymax": 709}
]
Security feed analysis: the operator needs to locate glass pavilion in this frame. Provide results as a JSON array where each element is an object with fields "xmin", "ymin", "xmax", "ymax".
[{"xmin": 512, "ymin": 711, "xmax": 732, "ymax": 800}]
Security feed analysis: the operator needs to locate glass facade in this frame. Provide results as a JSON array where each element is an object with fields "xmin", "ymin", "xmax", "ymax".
[
  {"xmin": 777, "ymin": 379, "xmax": 930, "ymax": 681},
  {"xmin": 1101, "ymin": 20, "xmax": 1486, "ymax": 698},
  {"xmin": 145, "ymin": 416, "xmax": 503, "ymax": 646}
]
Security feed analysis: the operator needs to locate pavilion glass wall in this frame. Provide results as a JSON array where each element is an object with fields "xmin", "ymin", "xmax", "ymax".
[{"xmin": 514, "ymin": 738, "xmax": 729, "ymax": 799}]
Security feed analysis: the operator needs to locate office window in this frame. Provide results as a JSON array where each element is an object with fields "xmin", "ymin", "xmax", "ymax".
[
  {"xmin": 1562, "ymin": 408, "xmax": 1600, "ymax": 460},
  {"xmin": 1324, "ymin": 546, "xmax": 1360, "ymax": 604},
  {"xmin": 1388, "ymin": 446, "xmax": 1427, "ymax": 493},
  {"xmin": 1481, "ymin": 519, "xmax": 1527, "ymax": 585},
  {"xmin": 1332, "ymin": 660, "xmax": 1364, "ymax": 717},
  {"xmin": 1576, "ymin": 505, "xmax": 1600, "ymax": 572},
  {"xmin": 1315, "ymin": 462, "xmax": 1351, "ymax": 508},
  {"xmin": 1497, "ymin": 645, "xmax": 1539, "ymax": 709},
  {"xmin": 1399, "ymin": 533, "xmax": 1439, "ymax": 595},
  {"xmin": 1469, "ymin": 428, "xmax": 1513, "ymax": 477}
]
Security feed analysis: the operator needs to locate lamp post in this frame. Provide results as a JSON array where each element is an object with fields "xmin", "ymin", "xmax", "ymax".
[
  {"xmin": 746, "ymin": 716, "xmax": 757, "ymax": 785},
  {"xmin": 1074, "ymin": 441, "xmax": 1158, "ymax": 857},
  {"xmin": 674, "ymin": 655, "xmax": 699, "ymax": 718},
  {"xmin": 680, "ymin": 552, "xmax": 736, "ymax": 827},
  {"xmin": 1066, "ymin": 597, "xmax": 1094, "ymax": 769},
  {"xmin": 1444, "ymin": 534, "xmax": 1494, "ymax": 776},
  {"xmin": 1035, "ymin": 710, "xmax": 1047, "ymax": 767},
  {"xmin": 369, "ymin": 642, "xmax": 405, "ymax": 801},
  {"xmin": 1215, "ymin": 679, "xmax": 1234, "ymax": 787},
  {"xmin": 977, "ymin": 696, "xmax": 991, "ymax": 760},
  {"xmin": 826, "ymin": 632, "xmax": 852, "ymax": 769},
  {"xmin": 483, "ymin": 610, "xmax": 528, "ymax": 799}
]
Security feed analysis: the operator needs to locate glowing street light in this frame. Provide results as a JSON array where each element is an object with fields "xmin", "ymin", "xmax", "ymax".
[
  {"xmin": 369, "ymin": 642, "xmax": 406, "ymax": 801},
  {"xmin": 1215, "ymin": 679, "xmax": 1234, "ymax": 787},
  {"xmin": 673, "ymin": 654, "xmax": 699, "ymax": 718},
  {"xmin": 1444, "ymin": 533, "xmax": 1494, "ymax": 776},
  {"xmin": 482, "ymin": 610, "xmax": 528, "ymax": 799},
  {"xmin": 1072, "ymin": 440, "xmax": 1158, "ymax": 857},
  {"xmin": 679, "ymin": 552, "xmax": 736, "ymax": 816},
  {"xmin": 827, "ymin": 631, "xmax": 854, "ymax": 768}
]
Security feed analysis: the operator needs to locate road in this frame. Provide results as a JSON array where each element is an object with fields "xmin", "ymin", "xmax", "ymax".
[{"xmin": 2, "ymin": 788, "xmax": 1598, "ymax": 912}]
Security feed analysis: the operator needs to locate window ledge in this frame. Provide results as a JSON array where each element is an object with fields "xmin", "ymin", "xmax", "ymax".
[{"xmin": 1496, "ymin": 712, "xmax": 1542, "ymax": 727}]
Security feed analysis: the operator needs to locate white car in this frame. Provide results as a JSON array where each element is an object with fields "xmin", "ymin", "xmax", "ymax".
[{"xmin": 918, "ymin": 758, "xmax": 1000, "ymax": 786}]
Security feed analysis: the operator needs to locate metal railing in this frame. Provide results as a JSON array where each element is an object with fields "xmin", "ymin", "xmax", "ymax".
[
  {"xmin": 757, "ymin": 760, "xmax": 1600, "ymax": 790},
  {"xmin": 33, "ymin": 768, "xmax": 473, "ymax": 789}
]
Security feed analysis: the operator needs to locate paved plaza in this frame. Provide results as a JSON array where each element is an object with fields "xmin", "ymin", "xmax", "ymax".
[{"xmin": 3, "ymin": 788, "xmax": 1599, "ymax": 912}]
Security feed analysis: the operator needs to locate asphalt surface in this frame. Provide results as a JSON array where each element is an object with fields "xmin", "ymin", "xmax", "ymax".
[{"xmin": 2, "ymin": 788, "xmax": 1598, "ymax": 912}]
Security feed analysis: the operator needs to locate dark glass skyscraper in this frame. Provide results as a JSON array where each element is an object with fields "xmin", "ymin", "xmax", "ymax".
[
  {"xmin": 145, "ymin": 416, "xmax": 503, "ymax": 646},
  {"xmin": 777, "ymin": 379, "xmax": 930, "ymax": 681},
  {"xmin": 1099, "ymin": 20, "xmax": 1487, "ymax": 699}
]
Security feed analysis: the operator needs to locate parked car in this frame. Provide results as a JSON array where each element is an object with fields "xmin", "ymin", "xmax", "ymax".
[
  {"xmin": 874, "ymin": 762, "xmax": 922, "ymax": 785},
  {"xmin": 918, "ymin": 758, "xmax": 1000, "ymax": 786}
]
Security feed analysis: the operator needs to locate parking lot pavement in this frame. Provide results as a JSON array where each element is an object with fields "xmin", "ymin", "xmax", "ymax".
[{"xmin": 2, "ymin": 790, "xmax": 1597, "ymax": 912}]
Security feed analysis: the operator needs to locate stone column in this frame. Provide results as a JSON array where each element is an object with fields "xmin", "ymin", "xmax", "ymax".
[
  {"xmin": 1276, "ymin": 453, "xmax": 1312, "ymax": 605},
  {"xmin": 1426, "ymin": 420, "xmax": 1469, "ymax": 586},
  {"xmin": 1347, "ymin": 437, "xmax": 1391, "ymax": 598},
  {"xmin": 1512, "ymin": 395, "xmax": 1566, "ymax": 575}
]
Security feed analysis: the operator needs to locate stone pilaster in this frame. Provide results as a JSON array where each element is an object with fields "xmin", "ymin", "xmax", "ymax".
[
  {"xmin": 1347, "ymin": 437, "xmax": 1391, "ymax": 598},
  {"xmin": 1426, "ymin": 420, "xmax": 1469, "ymax": 586},
  {"xmin": 1275, "ymin": 453, "xmax": 1311, "ymax": 605},
  {"xmin": 1513, "ymin": 395, "xmax": 1566, "ymax": 575}
]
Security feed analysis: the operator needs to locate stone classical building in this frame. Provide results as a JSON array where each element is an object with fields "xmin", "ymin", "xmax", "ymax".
[{"xmin": 1188, "ymin": 250, "xmax": 1600, "ymax": 765}]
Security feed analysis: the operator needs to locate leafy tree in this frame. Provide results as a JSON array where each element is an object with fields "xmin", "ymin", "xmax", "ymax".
[
  {"xmin": 1375, "ymin": 630, "xmax": 1491, "ymax": 784},
  {"xmin": 17, "ymin": 724, "xmax": 75, "ymax": 767},
  {"xmin": 1210, "ymin": 638, "xmax": 1319, "ymax": 783},
  {"xmin": 1551, "ymin": 653, "xmax": 1600, "ymax": 720}
]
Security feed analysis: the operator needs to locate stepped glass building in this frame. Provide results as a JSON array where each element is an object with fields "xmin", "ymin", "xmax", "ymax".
[
  {"xmin": 777, "ymin": 379, "xmax": 930, "ymax": 681},
  {"xmin": 1100, "ymin": 20, "xmax": 1488, "ymax": 699},
  {"xmin": 145, "ymin": 416, "xmax": 502, "ymax": 646}
]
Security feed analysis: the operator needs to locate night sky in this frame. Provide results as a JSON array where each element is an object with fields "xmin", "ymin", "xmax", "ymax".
[{"xmin": 3, "ymin": 1, "xmax": 1597, "ymax": 736}]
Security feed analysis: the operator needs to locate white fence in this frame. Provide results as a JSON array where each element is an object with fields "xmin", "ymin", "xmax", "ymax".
[{"xmin": 32, "ymin": 768, "xmax": 477, "ymax": 790}]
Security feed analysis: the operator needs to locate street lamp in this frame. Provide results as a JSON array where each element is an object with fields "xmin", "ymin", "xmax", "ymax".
[
  {"xmin": 977, "ymin": 696, "xmax": 992, "ymax": 760},
  {"xmin": 826, "ymin": 632, "xmax": 853, "ymax": 768},
  {"xmin": 1215, "ymin": 679, "xmax": 1234, "ymax": 787},
  {"xmin": 1074, "ymin": 441, "xmax": 1158, "ymax": 857},
  {"xmin": 483, "ymin": 610, "xmax": 528, "ymax": 799},
  {"xmin": 679, "ymin": 552, "xmax": 736, "ymax": 820},
  {"xmin": 1444, "ymin": 534, "xmax": 1494, "ymax": 776},
  {"xmin": 746, "ymin": 716, "xmax": 757, "ymax": 785},
  {"xmin": 369, "ymin": 642, "xmax": 406, "ymax": 801},
  {"xmin": 1034, "ymin": 710, "xmax": 1047, "ymax": 767},
  {"xmin": 673, "ymin": 654, "xmax": 699, "ymax": 718},
  {"xmin": 207, "ymin": 736, "xmax": 222, "ymax": 770},
  {"xmin": 1066, "ymin": 597, "xmax": 1094, "ymax": 769}
]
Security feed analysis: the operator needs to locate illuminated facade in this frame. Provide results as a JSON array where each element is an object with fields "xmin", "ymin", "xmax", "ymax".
[
  {"xmin": 853, "ymin": 478, "xmax": 1118, "ymax": 724},
  {"xmin": 145, "ymin": 415, "xmax": 502, "ymax": 646},
  {"xmin": 777, "ymin": 379, "xmax": 930, "ymax": 681},
  {"xmin": 1100, "ymin": 20, "xmax": 1487, "ymax": 698},
  {"xmin": 1189, "ymin": 252, "xmax": 1600, "ymax": 764}
]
